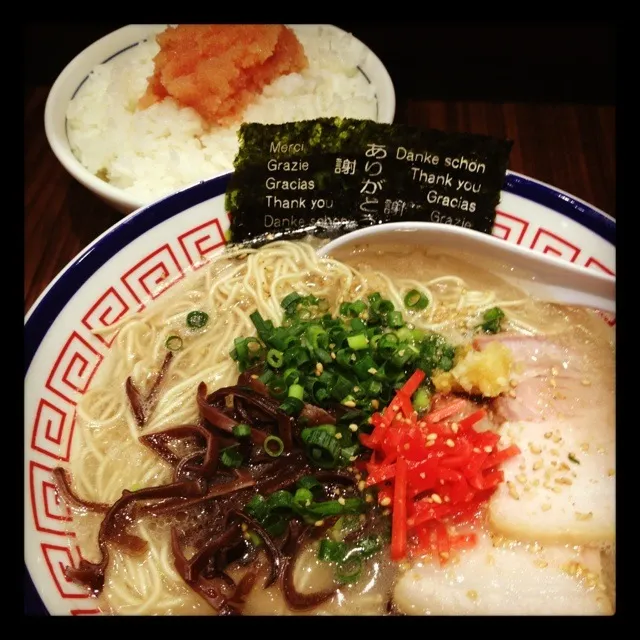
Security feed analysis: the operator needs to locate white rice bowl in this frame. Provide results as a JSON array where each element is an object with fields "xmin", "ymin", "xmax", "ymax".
[{"xmin": 65, "ymin": 25, "xmax": 380, "ymax": 203}]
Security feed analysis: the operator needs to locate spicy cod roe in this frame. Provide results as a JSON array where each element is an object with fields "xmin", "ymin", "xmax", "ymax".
[
  {"xmin": 359, "ymin": 370, "xmax": 520, "ymax": 563},
  {"xmin": 139, "ymin": 24, "xmax": 308, "ymax": 125}
]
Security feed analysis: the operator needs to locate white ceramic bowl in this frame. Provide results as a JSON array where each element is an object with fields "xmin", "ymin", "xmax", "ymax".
[
  {"xmin": 24, "ymin": 169, "xmax": 615, "ymax": 615},
  {"xmin": 44, "ymin": 24, "xmax": 396, "ymax": 215}
]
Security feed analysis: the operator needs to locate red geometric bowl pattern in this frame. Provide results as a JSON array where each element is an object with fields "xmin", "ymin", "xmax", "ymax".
[{"xmin": 25, "ymin": 197, "xmax": 615, "ymax": 615}]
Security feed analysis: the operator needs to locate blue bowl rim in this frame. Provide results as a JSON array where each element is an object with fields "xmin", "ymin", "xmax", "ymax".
[
  {"xmin": 24, "ymin": 169, "xmax": 615, "ymax": 374},
  {"xmin": 23, "ymin": 169, "xmax": 616, "ymax": 615}
]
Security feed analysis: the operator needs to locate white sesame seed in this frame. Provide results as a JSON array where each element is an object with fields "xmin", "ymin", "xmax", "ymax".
[
  {"xmin": 380, "ymin": 497, "xmax": 391, "ymax": 507},
  {"xmin": 335, "ymin": 433, "xmax": 343, "ymax": 440},
  {"xmin": 541, "ymin": 503, "xmax": 551, "ymax": 512},
  {"xmin": 446, "ymin": 439, "xmax": 455, "ymax": 448},
  {"xmin": 349, "ymin": 424, "xmax": 358, "ymax": 432},
  {"xmin": 427, "ymin": 433, "xmax": 438, "ymax": 441},
  {"xmin": 483, "ymin": 446, "xmax": 493, "ymax": 453},
  {"xmin": 315, "ymin": 520, "xmax": 324, "ymax": 527},
  {"xmin": 432, "ymin": 493, "xmax": 443, "ymax": 504},
  {"xmin": 338, "ymin": 497, "xmax": 346, "ymax": 505},
  {"xmin": 368, "ymin": 367, "xmax": 378, "ymax": 375},
  {"xmin": 358, "ymin": 480, "xmax": 366, "ymax": 491}
]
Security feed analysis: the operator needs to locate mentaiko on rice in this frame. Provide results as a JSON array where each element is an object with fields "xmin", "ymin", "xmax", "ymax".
[
  {"xmin": 65, "ymin": 25, "xmax": 378, "ymax": 204},
  {"xmin": 52, "ymin": 240, "xmax": 615, "ymax": 616}
]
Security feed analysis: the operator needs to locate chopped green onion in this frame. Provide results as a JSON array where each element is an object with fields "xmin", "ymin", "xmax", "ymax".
[
  {"xmin": 263, "ymin": 435, "xmax": 285, "ymax": 457},
  {"xmin": 297, "ymin": 475, "xmax": 322, "ymax": 491},
  {"xmin": 376, "ymin": 299, "xmax": 394, "ymax": 313},
  {"xmin": 232, "ymin": 423, "xmax": 252, "ymax": 438},
  {"xmin": 265, "ymin": 490, "xmax": 294, "ymax": 511},
  {"xmin": 293, "ymin": 487, "xmax": 314, "ymax": 508},
  {"xmin": 386, "ymin": 310, "xmax": 404, "ymax": 328},
  {"xmin": 341, "ymin": 394, "xmax": 357, "ymax": 407},
  {"xmin": 350, "ymin": 300, "xmax": 367, "ymax": 316},
  {"xmin": 479, "ymin": 307, "xmax": 505, "ymax": 334},
  {"xmin": 288, "ymin": 383, "xmax": 304, "ymax": 400},
  {"xmin": 318, "ymin": 539, "xmax": 348, "ymax": 563},
  {"xmin": 279, "ymin": 397, "xmax": 304, "ymax": 416},
  {"xmin": 303, "ymin": 428, "xmax": 342, "ymax": 469},
  {"xmin": 266, "ymin": 348, "xmax": 284, "ymax": 368},
  {"xmin": 404, "ymin": 289, "xmax": 429, "ymax": 310},
  {"xmin": 165, "ymin": 335, "xmax": 183, "ymax": 351},
  {"xmin": 281, "ymin": 292, "xmax": 302, "ymax": 309},
  {"xmin": 267, "ymin": 376, "xmax": 287, "ymax": 400},
  {"xmin": 412, "ymin": 387, "xmax": 431, "ymax": 413},
  {"xmin": 250, "ymin": 310, "xmax": 273, "ymax": 341},
  {"xmin": 335, "ymin": 553, "xmax": 363, "ymax": 584},
  {"xmin": 354, "ymin": 534, "xmax": 383, "ymax": 558},
  {"xmin": 305, "ymin": 497, "xmax": 365, "ymax": 517},
  {"xmin": 378, "ymin": 333, "xmax": 399, "ymax": 357},
  {"xmin": 301, "ymin": 424, "xmax": 337, "ymax": 442},
  {"xmin": 220, "ymin": 445, "xmax": 243, "ymax": 468},
  {"xmin": 283, "ymin": 368, "xmax": 300, "ymax": 386},
  {"xmin": 347, "ymin": 333, "xmax": 369, "ymax": 351},
  {"xmin": 186, "ymin": 310, "xmax": 209, "ymax": 329},
  {"xmin": 330, "ymin": 375, "xmax": 353, "ymax": 401},
  {"xmin": 245, "ymin": 494, "xmax": 269, "ymax": 520},
  {"xmin": 306, "ymin": 325, "xmax": 328, "ymax": 349}
]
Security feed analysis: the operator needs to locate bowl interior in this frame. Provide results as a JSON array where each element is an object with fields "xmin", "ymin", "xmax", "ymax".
[{"xmin": 24, "ymin": 171, "xmax": 614, "ymax": 615}]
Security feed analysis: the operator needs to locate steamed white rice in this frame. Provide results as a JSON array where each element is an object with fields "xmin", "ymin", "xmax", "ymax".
[{"xmin": 66, "ymin": 26, "xmax": 378, "ymax": 203}]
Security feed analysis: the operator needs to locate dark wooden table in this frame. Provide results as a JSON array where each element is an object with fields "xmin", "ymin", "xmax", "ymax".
[{"xmin": 24, "ymin": 87, "xmax": 615, "ymax": 314}]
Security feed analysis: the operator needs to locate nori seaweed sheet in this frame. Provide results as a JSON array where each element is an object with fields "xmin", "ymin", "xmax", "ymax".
[{"xmin": 227, "ymin": 118, "xmax": 513, "ymax": 246}]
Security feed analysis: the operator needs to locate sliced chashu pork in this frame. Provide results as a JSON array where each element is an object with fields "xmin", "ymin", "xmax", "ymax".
[
  {"xmin": 393, "ymin": 529, "xmax": 612, "ymax": 615},
  {"xmin": 475, "ymin": 333, "xmax": 615, "ymax": 545}
]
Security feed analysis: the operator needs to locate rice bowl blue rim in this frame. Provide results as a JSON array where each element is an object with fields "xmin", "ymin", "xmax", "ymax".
[{"xmin": 23, "ymin": 169, "xmax": 616, "ymax": 615}]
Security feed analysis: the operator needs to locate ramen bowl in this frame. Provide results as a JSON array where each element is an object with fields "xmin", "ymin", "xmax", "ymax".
[
  {"xmin": 44, "ymin": 23, "xmax": 396, "ymax": 215},
  {"xmin": 24, "ymin": 170, "xmax": 615, "ymax": 615}
]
